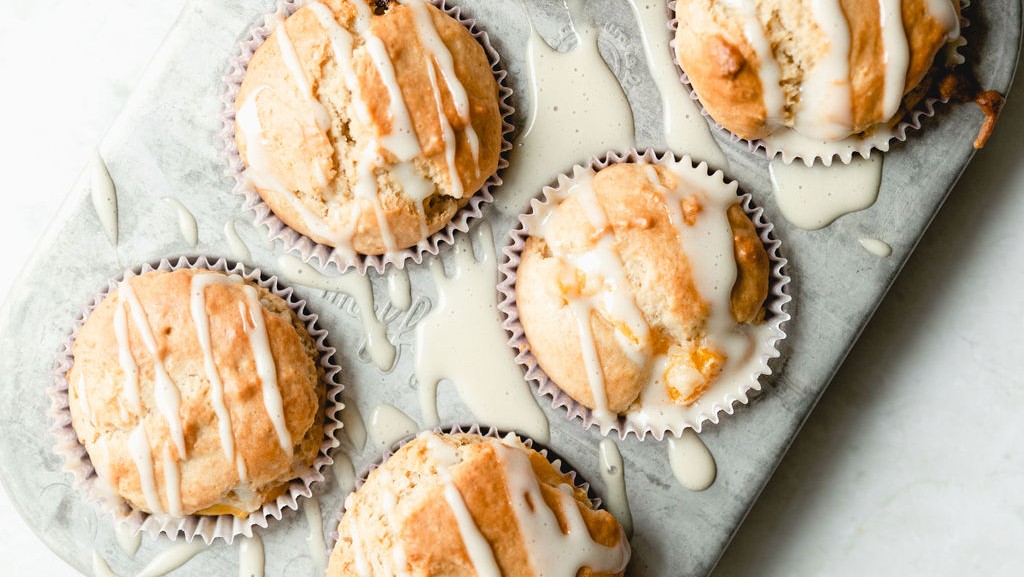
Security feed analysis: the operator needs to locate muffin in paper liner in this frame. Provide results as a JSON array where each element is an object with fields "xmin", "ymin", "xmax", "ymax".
[
  {"xmin": 46, "ymin": 255, "xmax": 345, "ymax": 544},
  {"xmin": 666, "ymin": 0, "xmax": 968, "ymax": 166},
  {"xmin": 497, "ymin": 149, "xmax": 792, "ymax": 441},
  {"xmin": 219, "ymin": 0, "xmax": 516, "ymax": 274},
  {"xmin": 326, "ymin": 424, "xmax": 609, "ymax": 551}
]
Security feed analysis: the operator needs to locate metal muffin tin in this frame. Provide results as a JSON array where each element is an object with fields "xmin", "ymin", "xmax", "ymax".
[{"xmin": 0, "ymin": 0, "xmax": 1019, "ymax": 575}]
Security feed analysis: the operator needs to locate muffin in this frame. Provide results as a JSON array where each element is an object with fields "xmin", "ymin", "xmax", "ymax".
[
  {"xmin": 328, "ymin": 432, "xmax": 630, "ymax": 576},
  {"xmin": 234, "ymin": 0, "xmax": 504, "ymax": 256},
  {"xmin": 514, "ymin": 158, "xmax": 770, "ymax": 430},
  {"xmin": 67, "ymin": 268, "xmax": 324, "ymax": 518},
  {"xmin": 673, "ymin": 0, "xmax": 961, "ymax": 144}
]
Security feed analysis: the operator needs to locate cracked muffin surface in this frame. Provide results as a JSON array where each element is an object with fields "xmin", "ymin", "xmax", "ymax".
[{"xmin": 235, "ymin": 0, "xmax": 503, "ymax": 255}]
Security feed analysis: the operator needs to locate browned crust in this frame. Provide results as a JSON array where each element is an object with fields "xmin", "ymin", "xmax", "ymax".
[
  {"xmin": 235, "ymin": 0, "xmax": 503, "ymax": 255},
  {"xmin": 674, "ymin": 0, "xmax": 960, "ymax": 140},
  {"xmin": 68, "ymin": 269, "xmax": 323, "ymax": 516},
  {"xmin": 327, "ymin": 433, "xmax": 627, "ymax": 577},
  {"xmin": 516, "ymin": 163, "xmax": 770, "ymax": 414}
]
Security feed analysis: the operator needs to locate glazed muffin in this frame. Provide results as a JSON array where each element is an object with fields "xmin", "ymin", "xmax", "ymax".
[
  {"xmin": 515, "ymin": 158, "xmax": 770, "ymax": 427},
  {"xmin": 234, "ymin": 0, "xmax": 503, "ymax": 256},
  {"xmin": 67, "ymin": 268, "xmax": 324, "ymax": 518},
  {"xmin": 328, "ymin": 432, "xmax": 630, "ymax": 576},
  {"xmin": 673, "ymin": 0, "xmax": 961, "ymax": 143}
]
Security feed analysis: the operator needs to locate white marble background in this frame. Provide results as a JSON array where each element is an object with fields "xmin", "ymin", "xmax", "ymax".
[{"xmin": 0, "ymin": 1, "xmax": 1021, "ymax": 575}]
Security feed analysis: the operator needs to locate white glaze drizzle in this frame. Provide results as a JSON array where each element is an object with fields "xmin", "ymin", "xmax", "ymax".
[
  {"xmin": 333, "ymin": 451, "xmax": 357, "ymax": 495},
  {"xmin": 341, "ymin": 401, "xmax": 368, "ymax": 452},
  {"xmin": 114, "ymin": 522, "xmax": 142, "ymax": 557},
  {"xmin": 598, "ymin": 439, "xmax": 633, "ymax": 538},
  {"xmin": 239, "ymin": 533, "xmax": 265, "ymax": 577},
  {"xmin": 275, "ymin": 15, "xmax": 331, "ymax": 131},
  {"xmin": 878, "ymin": 0, "xmax": 911, "ymax": 120},
  {"xmin": 404, "ymin": 0, "xmax": 479, "ymax": 176},
  {"xmin": 90, "ymin": 151, "xmax": 119, "ymax": 246},
  {"xmin": 490, "ymin": 440, "xmax": 630, "ymax": 576},
  {"xmin": 368, "ymin": 404, "xmax": 419, "ymax": 450},
  {"xmin": 308, "ymin": 1, "xmax": 398, "ymax": 253},
  {"xmin": 355, "ymin": 2, "xmax": 420, "ymax": 161},
  {"xmin": 224, "ymin": 219, "xmax": 252, "ymax": 263},
  {"xmin": 161, "ymin": 445, "xmax": 183, "ymax": 517},
  {"xmin": 189, "ymin": 273, "xmax": 241, "ymax": 464},
  {"xmin": 413, "ymin": 223, "xmax": 550, "ymax": 444},
  {"xmin": 236, "ymin": 88, "xmax": 357, "ymax": 256},
  {"xmin": 858, "ymin": 237, "xmax": 893, "ymax": 257},
  {"xmin": 303, "ymin": 495, "xmax": 329, "ymax": 575},
  {"xmin": 277, "ymin": 254, "xmax": 396, "ymax": 371},
  {"xmin": 924, "ymin": 0, "xmax": 961, "ymax": 41},
  {"xmin": 403, "ymin": 0, "xmax": 480, "ymax": 162},
  {"xmin": 769, "ymin": 155, "xmax": 883, "ymax": 230},
  {"xmin": 721, "ymin": 0, "xmax": 784, "ymax": 126},
  {"xmin": 527, "ymin": 158, "xmax": 769, "ymax": 433},
  {"xmin": 162, "ymin": 197, "xmax": 198, "ymax": 247},
  {"xmin": 135, "ymin": 541, "xmax": 208, "ymax": 577},
  {"xmin": 421, "ymin": 47, "xmax": 464, "ymax": 200},
  {"xmin": 347, "ymin": 514, "xmax": 372, "ymax": 577},
  {"xmin": 631, "ymin": 0, "xmax": 728, "ymax": 167},
  {"xmin": 119, "ymin": 282, "xmax": 186, "ymax": 458},
  {"xmin": 387, "ymin": 267, "xmax": 412, "ymax": 311},
  {"xmin": 127, "ymin": 424, "xmax": 163, "ymax": 515},
  {"xmin": 92, "ymin": 551, "xmax": 122, "ymax": 577},
  {"xmin": 373, "ymin": 468, "xmax": 414, "ymax": 576},
  {"xmin": 420, "ymin": 433, "xmax": 501, "ymax": 577},
  {"xmin": 306, "ymin": 2, "xmax": 373, "ymax": 127},
  {"xmin": 569, "ymin": 298, "xmax": 615, "ymax": 425},
  {"xmin": 240, "ymin": 284, "xmax": 292, "ymax": 455},
  {"xmin": 559, "ymin": 176, "xmax": 651, "ymax": 365},
  {"xmin": 74, "ymin": 374, "xmax": 92, "ymax": 426},
  {"xmin": 667, "ymin": 430, "xmax": 717, "ymax": 491},
  {"xmin": 113, "ymin": 302, "xmax": 141, "ymax": 416},
  {"xmin": 496, "ymin": 0, "xmax": 634, "ymax": 216},
  {"xmin": 796, "ymin": 0, "xmax": 853, "ymax": 140},
  {"xmin": 353, "ymin": 147, "xmax": 400, "ymax": 254},
  {"xmin": 390, "ymin": 162, "xmax": 433, "ymax": 238},
  {"xmin": 240, "ymin": 0, "xmax": 485, "ymax": 257},
  {"xmin": 647, "ymin": 166, "xmax": 744, "ymax": 374}
]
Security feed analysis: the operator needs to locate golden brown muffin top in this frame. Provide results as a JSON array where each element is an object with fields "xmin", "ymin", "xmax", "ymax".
[
  {"xmin": 235, "ymin": 0, "xmax": 503, "ymax": 256},
  {"xmin": 328, "ymin": 432, "xmax": 630, "ymax": 577},
  {"xmin": 68, "ymin": 268, "xmax": 323, "ymax": 518},
  {"xmin": 516, "ymin": 161, "xmax": 769, "ymax": 420},
  {"xmin": 673, "ymin": 0, "xmax": 960, "ymax": 142}
]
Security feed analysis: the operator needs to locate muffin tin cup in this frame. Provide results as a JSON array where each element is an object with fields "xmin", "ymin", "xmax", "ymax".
[
  {"xmin": 666, "ymin": 0, "xmax": 966, "ymax": 166},
  {"xmin": 497, "ymin": 149, "xmax": 792, "ymax": 441},
  {"xmin": 326, "ymin": 424, "xmax": 605, "ymax": 551},
  {"xmin": 219, "ymin": 0, "xmax": 516, "ymax": 274},
  {"xmin": 47, "ymin": 255, "xmax": 346, "ymax": 544}
]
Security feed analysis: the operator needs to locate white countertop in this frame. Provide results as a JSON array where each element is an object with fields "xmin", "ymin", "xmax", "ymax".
[{"xmin": 1, "ymin": 1, "xmax": 1021, "ymax": 575}]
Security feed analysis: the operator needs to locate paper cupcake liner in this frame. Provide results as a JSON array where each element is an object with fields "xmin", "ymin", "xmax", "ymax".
[
  {"xmin": 497, "ymin": 149, "xmax": 792, "ymax": 441},
  {"xmin": 219, "ymin": 0, "xmax": 516, "ymax": 274},
  {"xmin": 327, "ymin": 424, "xmax": 604, "ymax": 551},
  {"xmin": 47, "ymin": 255, "xmax": 345, "ymax": 544},
  {"xmin": 666, "ymin": 0, "xmax": 967, "ymax": 166}
]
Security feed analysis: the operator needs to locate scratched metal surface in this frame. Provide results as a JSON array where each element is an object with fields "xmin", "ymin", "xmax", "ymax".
[{"xmin": 0, "ymin": 0, "xmax": 1019, "ymax": 575}]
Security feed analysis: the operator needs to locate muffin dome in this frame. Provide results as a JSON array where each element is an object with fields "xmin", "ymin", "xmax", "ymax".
[
  {"xmin": 328, "ymin": 432, "xmax": 630, "ymax": 577},
  {"xmin": 515, "ymin": 159, "xmax": 770, "ymax": 426},
  {"xmin": 67, "ymin": 268, "xmax": 323, "ymax": 518},
  {"xmin": 673, "ymin": 0, "xmax": 960, "ymax": 142},
  {"xmin": 234, "ymin": 0, "xmax": 503, "ymax": 256}
]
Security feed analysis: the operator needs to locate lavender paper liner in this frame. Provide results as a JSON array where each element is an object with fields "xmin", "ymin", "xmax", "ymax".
[
  {"xmin": 326, "ymin": 424, "xmax": 610, "ymax": 552},
  {"xmin": 47, "ymin": 256, "xmax": 345, "ymax": 544},
  {"xmin": 219, "ymin": 0, "xmax": 516, "ymax": 274},
  {"xmin": 497, "ymin": 149, "xmax": 792, "ymax": 441},
  {"xmin": 666, "ymin": 0, "xmax": 968, "ymax": 166}
]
